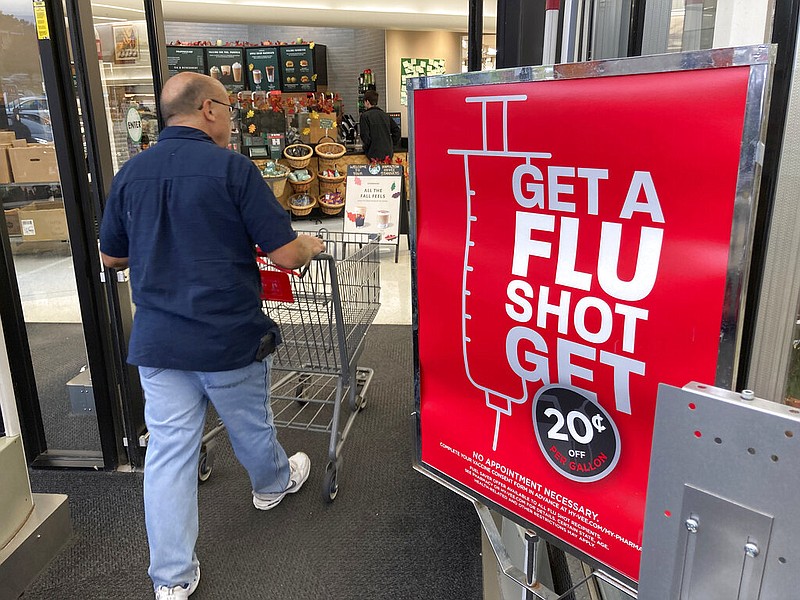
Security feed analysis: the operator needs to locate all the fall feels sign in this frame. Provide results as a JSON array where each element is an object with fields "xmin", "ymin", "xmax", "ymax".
[
  {"xmin": 411, "ymin": 66, "xmax": 755, "ymax": 581},
  {"xmin": 344, "ymin": 164, "xmax": 403, "ymax": 244}
]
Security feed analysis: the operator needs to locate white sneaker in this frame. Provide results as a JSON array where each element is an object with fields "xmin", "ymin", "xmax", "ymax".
[
  {"xmin": 154, "ymin": 565, "xmax": 200, "ymax": 599},
  {"xmin": 252, "ymin": 452, "xmax": 311, "ymax": 510}
]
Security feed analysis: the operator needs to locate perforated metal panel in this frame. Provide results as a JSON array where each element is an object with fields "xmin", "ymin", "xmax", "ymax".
[{"xmin": 639, "ymin": 383, "xmax": 800, "ymax": 599}]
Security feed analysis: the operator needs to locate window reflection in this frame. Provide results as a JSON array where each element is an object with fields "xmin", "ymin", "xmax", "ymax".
[
  {"xmin": 95, "ymin": 20, "xmax": 159, "ymax": 172},
  {"xmin": 668, "ymin": 0, "xmax": 718, "ymax": 53},
  {"xmin": 1, "ymin": 7, "xmax": 102, "ymax": 453}
]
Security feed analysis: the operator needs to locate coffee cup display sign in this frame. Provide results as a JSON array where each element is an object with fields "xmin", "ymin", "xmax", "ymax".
[
  {"xmin": 246, "ymin": 47, "xmax": 281, "ymax": 92},
  {"xmin": 344, "ymin": 164, "xmax": 403, "ymax": 244},
  {"xmin": 205, "ymin": 47, "xmax": 245, "ymax": 91},
  {"xmin": 377, "ymin": 210, "xmax": 391, "ymax": 229}
]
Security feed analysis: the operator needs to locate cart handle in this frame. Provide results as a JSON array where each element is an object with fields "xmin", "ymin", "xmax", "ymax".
[{"xmin": 256, "ymin": 249, "xmax": 318, "ymax": 278}]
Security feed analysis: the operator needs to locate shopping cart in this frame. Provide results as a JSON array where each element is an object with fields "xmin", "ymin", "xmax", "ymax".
[{"xmin": 198, "ymin": 230, "xmax": 381, "ymax": 503}]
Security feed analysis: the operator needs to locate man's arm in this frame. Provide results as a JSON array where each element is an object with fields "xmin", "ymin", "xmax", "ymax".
[
  {"xmin": 359, "ymin": 114, "xmax": 371, "ymax": 150},
  {"xmin": 101, "ymin": 253, "xmax": 129, "ymax": 269},
  {"xmin": 268, "ymin": 234, "xmax": 325, "ymax": 269},
  {"xmin": 390, "ymin": 115, "xmax": 401, "ymax": 146},
  {"xmin": 99, "ymin": 175, "xmax": 130, "ymax": 268}
]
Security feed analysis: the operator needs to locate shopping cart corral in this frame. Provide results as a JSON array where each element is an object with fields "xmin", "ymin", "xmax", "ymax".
[{"xmin": 199, "ymin": 231, "xmax": 381, "ymax": 503}]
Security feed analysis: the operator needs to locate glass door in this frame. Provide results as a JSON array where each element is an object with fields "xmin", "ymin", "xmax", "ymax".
[
  {"xmin": 0, "ymin": 9, "xmax": 104, "ymax": 464},
  {"xmin": 0, "ymin": 0, "xmax": 165, "ymax": 468}
]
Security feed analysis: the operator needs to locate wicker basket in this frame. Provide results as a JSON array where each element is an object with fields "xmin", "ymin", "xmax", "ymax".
[
  {"xmin": 262, "ymin": 163, "xmax": 290, "ymax": 197},
  {"xmin": 318, "ymin": 169, "xmax": 346, "ymax": 198},
  {"xmin": 317, "ymin": 169, "xmax": 345, "ymax": 184},
  {"xmin": 283, "ymin": 144, "xmax": 313, "ymax": 169},
  {"xmin": 315, "ymin": 141, "xmax": 346, "ymax": 161},
  {"xmin": 288, "ymin": 193, "xmax": 317, "ymax": 217},
  {"xmin": 288, "ymin": 170, "xmax": 316, "ymax": 194},
  {"xmin": 318, "ymin": 192, "xmax": 345, "ymax": 215}
]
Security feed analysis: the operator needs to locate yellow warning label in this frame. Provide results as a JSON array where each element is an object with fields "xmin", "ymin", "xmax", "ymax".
[{"xmin": 33, "ymin": 1, "xmax": 49, "ymax": 40}]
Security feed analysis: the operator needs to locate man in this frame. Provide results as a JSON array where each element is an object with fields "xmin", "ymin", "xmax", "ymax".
[
  {"xmin": 359, "ymin": 89, "xmax": 401, "ymax": 161},
  {"xmin": 99, "ymin": 72, "xmax": 325, "ymax": 599},
  {"xmin": 7, "ymin": 109, "xmax": 33, "ymax": 143}
]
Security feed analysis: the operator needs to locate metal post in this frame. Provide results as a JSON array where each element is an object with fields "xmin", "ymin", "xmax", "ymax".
[
  {"xmin": 37, "ymin": 0, "xmax": 126, "ymax": 469},
  {"xmin": 738, "ymin": 0, "xmax": 800, "ymax": 391},
  {"xmin": 524, "ymin": 530, "xmax": 541, "ymax": 599},
  {"xmin": 468, "ymin": 0, "xmax": 485, "ymax": 72},
  {"xmin": 681, "ymin": 0, "xmax": 704, "ymax": 52},
  {"xmin": 640, "ymin": 0, "xmax": 671, "ymax": 56},
  {"xmin": 142, "ymin": 0, "xmax": 170, "ymax": 129},
  {"xmin": 0, "ymin": 222, "xmax": 45, "ymax": 462},
  {"xmin": 496, "ymin": 0, "xmax": 547, "ymax": 68},
  {"xmin": 626, "ymin": 0, "xmax": 647, "ymax": 57},
  {"xmin": 64, "ymin": 0, "xmax": 114, "ymax": 199},
  {"xmin": 496, "ymin": 0, "xmax": 521, "ymax": 68},
  {"xmin": 560, "ymin": 0, "xmax": 581, "ymax": 63},
  {"xmin": 0, "ymin": 318, "xmax": 22, "ymax": 438},
  {"xmin": 543, "ymin": 0, "xmax": 560, "ymax": 65},
  {"xmin": 65, "ymin": 0, "xmax": 148, "ymax": 470}
]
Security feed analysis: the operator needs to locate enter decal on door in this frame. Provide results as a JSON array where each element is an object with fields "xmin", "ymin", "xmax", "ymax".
[{"xmin": 413, "ymin": 67, "xmax": 752, "ymax": 581}]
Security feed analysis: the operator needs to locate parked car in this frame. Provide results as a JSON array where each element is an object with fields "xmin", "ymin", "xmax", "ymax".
[
  {"xmin": 8, "ymin": 96, "xmax": 49, "ymax": 120},
  {"xmin": 18, "ymin": 113, "xmax": 53, "ymax": 143}
]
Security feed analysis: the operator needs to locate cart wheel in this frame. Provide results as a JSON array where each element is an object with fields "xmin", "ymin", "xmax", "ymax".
[
  {"xmin": 296, "ymin": 373, "xmax": 310, "ymax": 402},
  {"xmin": 198, "ymin": 451, "xmax": 214, "ymax": 483},
  {"xmin": 349, "ymin": 392, "xmax": 367, "ymax": 412},
  {"xmin": 322, "ymin": 462, "xmax": 338, "ymax": 503}
]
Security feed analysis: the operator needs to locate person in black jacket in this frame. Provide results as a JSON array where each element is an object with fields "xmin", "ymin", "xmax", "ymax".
[
  {"xmin": 359, "ymin": 90, "xmax": 401, "ymax": 161},
  {"xmin": 8, "ymin": 109, "xmax": 34, "ymax": 144}
]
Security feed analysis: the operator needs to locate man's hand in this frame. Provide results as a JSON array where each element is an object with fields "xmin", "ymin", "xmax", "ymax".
[
  {"xmin": 298, "ymin": 234, "xmax": 326, "ymax": 261},
  {"xmin": 268, "ymin": 234, "xmax": 325, "ymax": 269}
]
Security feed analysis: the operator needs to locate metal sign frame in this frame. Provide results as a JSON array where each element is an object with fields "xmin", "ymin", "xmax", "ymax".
[{"xmin": 407, "ymin": 44, "xmax": 774, "ymax": 591}]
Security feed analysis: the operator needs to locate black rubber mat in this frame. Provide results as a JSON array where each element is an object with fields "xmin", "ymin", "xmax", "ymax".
[
  {"xmin": 23, "ymin": 325, "xmax": 484, "ymax": 599},
  {"xmin": 24, "ymin": 322, "xmax": 102, "ymax": 452}
]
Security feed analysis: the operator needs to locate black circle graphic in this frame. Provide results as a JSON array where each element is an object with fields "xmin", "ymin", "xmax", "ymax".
[{"xmin": 532, "ymin": 385, "xmax": 620, "ymax": 482}]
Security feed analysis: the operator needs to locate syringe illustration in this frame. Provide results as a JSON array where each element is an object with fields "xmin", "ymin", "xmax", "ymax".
[{"xmin": 448, "ymin": 95, "xmax": 552, "ymax": 452}]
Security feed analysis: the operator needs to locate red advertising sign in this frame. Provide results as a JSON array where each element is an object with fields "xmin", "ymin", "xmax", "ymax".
[{"xmin": 412, "ymin": 60, "xmax": 766, "ymax": 582}]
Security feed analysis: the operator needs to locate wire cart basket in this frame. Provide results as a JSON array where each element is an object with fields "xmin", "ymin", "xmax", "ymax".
[
  {"xmin": 198, "ymin": 231, "xmax": 380, "ymax": 499},
  {"xmin": 259, "ymin": 230, "xmax": 380, "ymax": 501}
]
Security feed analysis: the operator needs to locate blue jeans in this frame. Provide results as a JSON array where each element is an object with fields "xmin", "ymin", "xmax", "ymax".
[{"xmin": 139, "ymin": 356, "xmax": 290, "ymax": 589}]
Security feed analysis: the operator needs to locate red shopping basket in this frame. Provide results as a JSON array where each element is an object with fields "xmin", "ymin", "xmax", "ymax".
[{"xmin": 256, "ymin": 251, "xmax": 297, "ymax": 303}]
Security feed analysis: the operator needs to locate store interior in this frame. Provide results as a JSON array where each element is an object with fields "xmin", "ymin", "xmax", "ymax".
[{"xmin": 4, "ymin": 1, "xmax": 788, "ymax": 598}]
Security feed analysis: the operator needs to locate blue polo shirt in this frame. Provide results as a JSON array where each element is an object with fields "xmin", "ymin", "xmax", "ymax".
[{"xmin": 99, "ymin": 126, "xmax": 297, "ymax": 371}]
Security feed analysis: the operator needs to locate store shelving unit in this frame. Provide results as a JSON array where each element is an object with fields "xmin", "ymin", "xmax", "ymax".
[{"xmin": 357, "ymin": 69, "xmax": 376, "ymax": 114}]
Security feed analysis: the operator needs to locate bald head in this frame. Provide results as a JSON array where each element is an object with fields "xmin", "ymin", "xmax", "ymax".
[{"xmin": 161, "ymin": 72, "xmax": 226, "ymax": 125}]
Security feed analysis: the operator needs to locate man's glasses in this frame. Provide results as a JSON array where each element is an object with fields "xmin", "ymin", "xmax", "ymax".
[{"xmin": 198, "ymin": 98, "xmax": 237, "ymax": 119}]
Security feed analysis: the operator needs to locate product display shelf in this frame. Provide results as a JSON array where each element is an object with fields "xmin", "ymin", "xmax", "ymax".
[
  {"xmin": 261, "ymin": 152, "xmax": 407, "ymax": 221},
  {"xmin": 1, "ymin": 182, "xmax": 62, "ymax": 208}
]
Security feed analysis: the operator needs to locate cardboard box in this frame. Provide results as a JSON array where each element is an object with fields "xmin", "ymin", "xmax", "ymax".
[
  {"xmin": 17, "ymin": 200, "xmax": 69, "ymax": 241},
  {"xmin": 308, "ymin": 116, "xmax": 339, "ymax": 144},
  {"xmin": 8, "ymin": 146, "xmax": 59, "ymax": 183},
  {"xmin": 0, "ymin": 132, "xmax": 15, "ymax": 144},
  {"xmin": 4, "ymin": 208, "xmax": 21, "ymax": 235},
  {"xmin": 11, "ymin": 139, "xmax": 27, "ymax": 148},
  {"xmin": 0, "ymin": 147, "xmax": 11, "ymax": 184}
]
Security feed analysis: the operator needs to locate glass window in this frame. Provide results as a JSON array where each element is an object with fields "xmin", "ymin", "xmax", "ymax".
[
  {"xmin": 94, "ymin": 17, "xmax": 159, "ymax": 172},
  {"xmin": 1, "ymin": 9, "xmax": 102, "ymax": 454},
  {"xmin": 667, "ymin": 0, "xmax": 718, "ymax": 52},
  {"xmin": 460, "ymin": 34, "xmax": 498, "ymax": 72}
]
